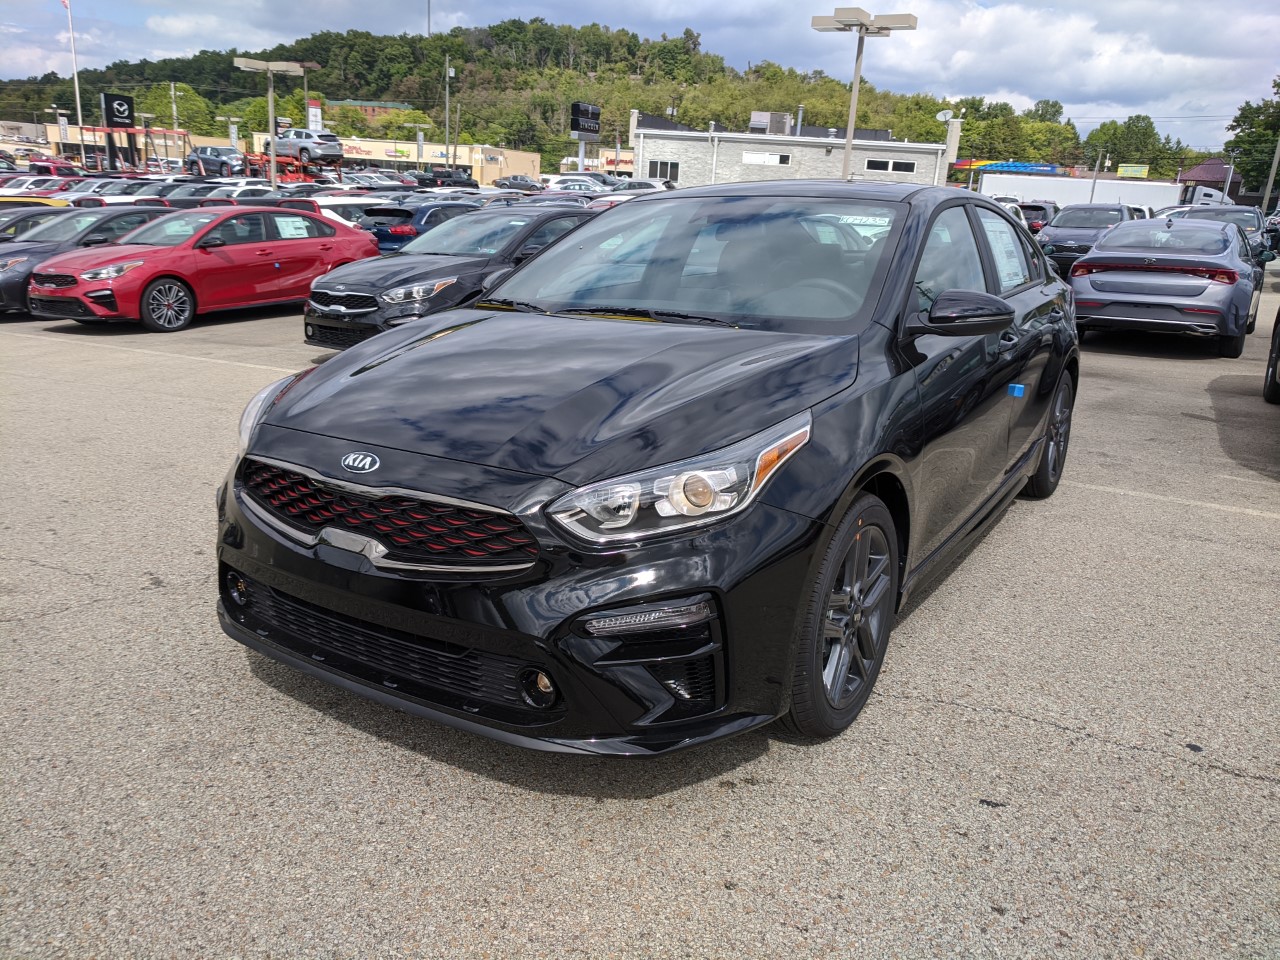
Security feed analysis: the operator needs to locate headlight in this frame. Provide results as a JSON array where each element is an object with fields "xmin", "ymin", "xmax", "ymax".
[
  {"xmin": 547, "ymin": 411, "xmax": 812, "ymax": 543},
  {"xmin": 381, "ymin": 277, "xmax": 457, "ymax": 303},
  {"xmin": 0, "ymin": 256, "xmax": 28, "ymax": 272},
  {"xmin": 237, "ymin": 369, "xmax": 312, "ymax": 456},
  {"xmin": 79, "ymin": 260, "xmax": 143, "ymax": 281}
]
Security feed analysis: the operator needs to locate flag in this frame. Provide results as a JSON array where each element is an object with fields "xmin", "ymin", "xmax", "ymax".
[{"xmin": 61, "ymin": 0, "xmax": 69, "ymax": 8}]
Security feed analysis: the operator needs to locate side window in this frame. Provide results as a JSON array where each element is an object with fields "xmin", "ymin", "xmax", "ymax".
[
  {"xmin": 523, "ymin": 217, "xmax": 580, "ymax": 250},
  {"xmin": 976, "ymin": 209, "xmax": 1033, "ymax": 292},
  {"xmin": 101, "ymin": 213, "xmax": 149, "ymax": 238},
  {"xmin": 1017, "ymin": 229, "xmax": 1044, "ymax": 281},
  {"xmin": 214, "ymin": 213, "xmax": 268, "ymax": 245},
  {"xmin": 270, "ymin": 213, "xmax": 331, "ymax": 239},
  {"xmin": 912, "ymin": 207, "xmax": 987, "ymax": 312}
]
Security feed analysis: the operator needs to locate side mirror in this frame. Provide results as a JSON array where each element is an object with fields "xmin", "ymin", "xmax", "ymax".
[
  {"xmin": 906, "ymin": 289, "xmax": 1016, "ymax": 338},
  {"xmin": 1040, "ymin": 244, "xmax": 1055, "ymax": 256},
  {"xmin": 1258, "ymin": 249, "xmax": 1276, "ymax": 263},
  {"xmin": 480, "ymin": 267, "xmax": 512, "ymax": 293},
  {"xmin": 197, "ymin": 235, "xmax": 226, "ymax": 249},
  {"xmin": 81, "ymin": 234, "xmax": 110, "ymax": 246},
  {"xmin": 513, "ymin": 244, "xmax": 541, "ymax": 262}
]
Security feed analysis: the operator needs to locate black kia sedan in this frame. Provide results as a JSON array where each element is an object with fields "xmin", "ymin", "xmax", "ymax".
[
  {"xmin": 303, "ymin": 206, "xmax": 594, "ymax": 350},
  {"xmin": 0, "ymin": 206, "xmax": 169, "ymax": 313},
  {"xmin": 219, "ymin": 181, "xmax": 1079, "ymax": 755}
]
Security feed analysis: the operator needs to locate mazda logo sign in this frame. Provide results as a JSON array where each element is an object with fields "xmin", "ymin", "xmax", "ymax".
[
  {"xmin": 341, "ymin": 452, "xmax": 380, "ymax": 473},
  {"xmin": 113, "ymin": 100, "xmax": 129, "ymax": 118}
]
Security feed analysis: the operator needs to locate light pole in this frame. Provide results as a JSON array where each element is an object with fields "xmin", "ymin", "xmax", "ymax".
[
  {"xmin": 1222, "ymin": 148, "xmax": 1239, "ymax": 205},
  {"xmin": 137, "ymin": 112, "xmax": 156, "ymax": 166},
  {"xmin": 43, "ymin": 105, "xmax": 70, "ymax": 157},
  {"xmin": 298, "ymin": 62, "xmax": 321, "ymax": 123},
  {"xmin": 234, "ymin": 58, "xmax": 305, "ymax": 188},
  {"xmin": 812, "ymin": 7, "xmax": 917, "ymax": 180}
]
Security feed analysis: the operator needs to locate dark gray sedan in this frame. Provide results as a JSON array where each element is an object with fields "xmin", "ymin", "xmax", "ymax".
[
  {"xmin": 1071, "ymin": 219, "xmax": 1273, "ymax": 357},
  {"xmin": 1037, "ymin": 204, "xmax": 1134, "ymax": 272},
  {"xmin": 1166, "ymin": 205, "xmax": 1271, "ymax": 259}
]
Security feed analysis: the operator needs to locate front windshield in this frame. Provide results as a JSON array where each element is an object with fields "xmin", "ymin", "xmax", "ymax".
[
  {"xmin": 400, "ymin": 212, "xmax": 531, "ymax": 255},
  {"xmin": 17, "ymin": 211, "xmax": 105, "ymax": 242},
  {"xmin": 120, "ymin": 212, "xmax": 219, "ymax": 246},
  {"xmin": 123, "ymin": 182, "xmax": 167, "ymax": 196},
  {"xmin": 1051, "ymin": 207, "xmax": 1124, "ymax": 228},
  {"xmin": 1095, "ymin": 223, "xmax": 1230, "ymax": 254},
  {"xmin": 1173, "ymin": 208, "xmax": 1260, "ymax": 230},
  {"xmin": 488, "ymin": 195, "xmax": 904, "ymax": 333},
  {"xmin": 169, "ymin": 185, "xmax": 214, "ymax": 198}
]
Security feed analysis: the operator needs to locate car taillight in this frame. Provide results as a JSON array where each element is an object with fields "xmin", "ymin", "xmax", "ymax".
[
  {"xmin": 388, "ymin": 225, "xmax": 417, "ymax": 236},
  {"xmin": 1070, "ymin": 262, "xmax": 1238, "ymax": 284}
]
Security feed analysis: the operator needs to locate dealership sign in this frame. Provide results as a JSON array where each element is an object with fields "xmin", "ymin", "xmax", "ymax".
[
  {"xmin": 101, "ymin": 93, "xmax": 135, "ymax": 129},
  {"xmin": 570, "ymin": 102, "xmax": 601, "ymax": 142}
]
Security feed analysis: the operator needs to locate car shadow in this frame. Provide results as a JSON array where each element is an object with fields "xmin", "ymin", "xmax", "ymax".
[
  {"xmin": 1205, "ymin": 373, "xmax": 1280, "ymax": 481},
  {"xmin": 1081, "ymin": 329, "xmax": 1218, "ymax": 361},
  {"xmin": 34, "ymin": 302, "xmax": 303, "ymax": 336},
  {"xmin": 246, "ymin": 650, "xmax": 770, "ymax": 797}
]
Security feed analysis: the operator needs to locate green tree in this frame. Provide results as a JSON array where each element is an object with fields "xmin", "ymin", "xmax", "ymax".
[
  {"xmin": 1023, "ymin": 99, "xmax": 1063, "ymax": 124},
  {"xmin": 1225, "ymin": 75, "xmax": 1280, "ymax": 193}
]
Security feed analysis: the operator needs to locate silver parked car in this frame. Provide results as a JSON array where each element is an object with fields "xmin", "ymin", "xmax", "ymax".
[
  {"xmin": 1068, "ymin": 219, "xmax": 1274, "ymax": 358},
  {"xmin": 272, "ymin": 129, "xmax": 344, "ymax": 164},
  {"xmin": 186, "ymin": 145, "xmax": 246, "ymax": 176}
]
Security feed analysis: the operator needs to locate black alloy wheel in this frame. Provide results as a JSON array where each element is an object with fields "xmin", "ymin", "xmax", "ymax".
[
  {"xmin": 139, "ymin": 278, "xmax": 195, "ymax": 332},
  {"xmin": 1024, "ymin": 374, "xmax": 1074, "ymax": 498},
  {"xmin": 1265, "ymin": 306, "xmax": 1280, "ymax": 404},
  {"xmin": 782, "ymin": 493, "xmax": 898, "ymax": 739}
]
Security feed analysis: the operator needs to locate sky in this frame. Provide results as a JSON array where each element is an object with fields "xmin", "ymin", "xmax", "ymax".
[{"xmin": 3, "ymin": 0, "xmax": 1277, "ymax": 148}]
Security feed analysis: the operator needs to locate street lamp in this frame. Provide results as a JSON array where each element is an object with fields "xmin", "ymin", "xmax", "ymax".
[
  {"xmin": 216, "ymin": 115, "xmax": 244, "ymax": 150},
  {"xmin": 234, "ymin": 57, "xmax": 305, "ymax": 187},
  {"xmin": 298, "ymin": 62, "xmax": 321, "ymax": 115},
  {"xmin": 406, "ymin": 122, "xmax": 432, "ymax": 166},
  {"xmin": 812, "ymin": 7, "xmax": 917, "ymax": 180}
]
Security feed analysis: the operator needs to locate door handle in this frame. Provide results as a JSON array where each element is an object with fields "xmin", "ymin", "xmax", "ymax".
[
  {"xmin": 255, "ymin": 250, "xmax": 273, "ymax": 257},
  {"xmin": 318, "ymin": 244, "xmax": 333, "ymax": 251}
]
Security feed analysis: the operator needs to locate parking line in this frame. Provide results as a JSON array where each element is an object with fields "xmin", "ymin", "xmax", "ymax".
[
  {"xmin": 0, "ymin": 331, "xmax": 298, "ymax": 375},
  {"xmin": 1063, "ymin": 480, "xmax": 1280, "ymax": 521}
]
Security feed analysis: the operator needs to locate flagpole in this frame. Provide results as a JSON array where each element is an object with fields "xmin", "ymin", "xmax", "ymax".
[{"xmin": 63, "ymin": 0, "xmax": 85, "ymax": 160}]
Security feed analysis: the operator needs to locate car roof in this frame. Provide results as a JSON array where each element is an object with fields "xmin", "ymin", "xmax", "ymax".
[{"xmin": 652, "ymin": 179, "xmax": 929, "ymax": 203}]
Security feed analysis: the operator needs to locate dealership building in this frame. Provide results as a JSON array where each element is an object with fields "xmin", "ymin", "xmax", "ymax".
[{"xmin": 628, "ymin": 110, "xmax": 956, "ymax": 188}]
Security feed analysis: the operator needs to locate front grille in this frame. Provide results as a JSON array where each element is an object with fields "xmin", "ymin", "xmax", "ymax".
[
  {"xmin": 29, "ymin": 296, "xmax": 92, "ymax": 318},
  {"xmin": 307, "ymin": 323, "xmax": 374, "ymax": 349},
  {"xmin": 32, "ymin": 273, "xmax": 77, "ymax": 288},
  {"xmin": 240, "ymin": 458, "xmax": 539, "ymax": 568},
  {"xmin": 229, "ymin": 573, "xmax": 552, "ymax": 719},
  {"xmin": 310, "ymin": 289, "xmax": 379, "ymax": 311}
]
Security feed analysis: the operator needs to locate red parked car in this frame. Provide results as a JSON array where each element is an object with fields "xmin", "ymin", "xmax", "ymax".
[
  {"xmin": 27, "ymin": 206, "xmax": 379, "ymax": 331},
  {"xmin": 18, "ymin": 177, "xmax": 86, "ymax": 197}
]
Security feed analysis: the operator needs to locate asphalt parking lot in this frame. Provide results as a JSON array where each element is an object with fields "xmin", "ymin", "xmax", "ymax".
[{"xmin": 2, "ymin": 282, "xmax": 1278, "ymax": 959}]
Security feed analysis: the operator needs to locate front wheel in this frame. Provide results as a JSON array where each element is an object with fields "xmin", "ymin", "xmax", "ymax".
[
  {"xmin": 299, "ymin": 148, "xmax": 311, "ymax": 163},
  {"xmin": 218, "ymin": 162, "xmax": 231, "ymax": 177},
  {"xmin": 1024, "ymin": 374, "xmax": 1074, "ymax": 499},
  {"xmin": 139, "ymin": 279, "xmax": 195, "ymax": 332},
  {"xmin": 781, "ymin": 493, "xmax": 899, "ymax": 740}
]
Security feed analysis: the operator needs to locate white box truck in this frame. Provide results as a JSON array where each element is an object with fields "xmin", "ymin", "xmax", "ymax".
[{"xmin": 978, "ymin": 172, "xmax": 1224, "ymax": 208}]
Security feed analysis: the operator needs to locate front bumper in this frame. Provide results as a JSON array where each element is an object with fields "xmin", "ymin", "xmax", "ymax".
[
  {"xmin": 303, "ymin": 297, "xmax": 441, "ymax": 350},
  {"xmin": 0, "ymin": 270, "xmax": 31, "ymax": 311},
  {"xmin": 26, "ymin": 281, "xmax": 127, "ymax": 320},
  {"xmin": 216, "ymin": 437, "xmax": 824, "ymax": 755}
]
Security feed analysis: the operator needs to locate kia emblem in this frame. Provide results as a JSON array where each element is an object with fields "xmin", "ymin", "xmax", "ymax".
[{"xmin": 341, "ymin": 452, "xmax": 380, "ymax": 473}]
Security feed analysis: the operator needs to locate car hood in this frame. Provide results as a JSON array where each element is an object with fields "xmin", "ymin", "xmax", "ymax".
[
  {"xmin": 261, "ymin": 309, "xmax": 858, "ymax": 484},
  {"xmin": 313, "ymin": 253, "xmax": 491, "ymax": 290},
  {"xmin": 1039, "ymin": 226, "xmax": 1109, "ymax": 244},
  {"xmin": 32, "ymin": 243, "xmax": 161, "ymax": 274},
  {"xmin": 0, "ymin": 238, "xmax": 74, "ymax": 264}
]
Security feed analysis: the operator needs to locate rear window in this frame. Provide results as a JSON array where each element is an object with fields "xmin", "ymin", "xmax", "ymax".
[
  {"xmin": 318, "ymin": 134, "xmax": 341, "ymax": 143},
  {"xmin": 362, "ymin": 207, "xmax": 412, "ymax": 226},
  {"xmin": 1174, "ymin": 209, "xmax": 1261, "ymax": 231},
  {"xmin": 1020, "ymin": 205, "xmax": 1051, "ymax": 220},
  {"xmin": 1095, "ymin": 222, "xmax": 1230, "ymax": 255}
]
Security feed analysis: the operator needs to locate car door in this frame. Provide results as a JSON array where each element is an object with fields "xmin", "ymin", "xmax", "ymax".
[
  {"xmin": 903, "ymin": 204, "xmax": 1019, "ymax": 564},
  {"xmin": 191, "ymin": 213, "xmax": 277, "ymax": 307},
  {"xmin": 973, "ymin": 207, "xmax": 1065, "ymax": 467},
  {"xmin": 265, "ymin": 211, "xmax": 335, "ymax": 299},
  {"xmin": 510, "ymin": 214, "xmax": 588, "ymax": 262}
]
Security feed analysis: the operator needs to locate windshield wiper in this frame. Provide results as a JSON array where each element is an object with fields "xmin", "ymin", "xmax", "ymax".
[
  {"xmin": 474, "ymin": 297, "xmax": 545, "ymax": 313},
  {"xmin": 559, "ymin": 306, "xmax": 737, "ymax": 327}
]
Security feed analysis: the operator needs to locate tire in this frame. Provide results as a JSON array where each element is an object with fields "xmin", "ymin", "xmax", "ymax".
[
  {"xmin": 1217, "ymin": 329, "xmax": 1245, "ymax": 359},
  {"xmin": 299, "ymin": 149, "xmax": 311, "ymax": 163},
  {"xmin": 219, "ymin": 162, "xmax": 231, "ymax": 177},
  {"xmin": 1265, "ymin": 311, "xmax": 1280, "ymax": 404},
  {"xmin": 780, "ymin": 492, "xmax": 899, "ymax": 740},
  {"xmin": 1024, "ymin": 374, "xmax": 1074, "ymax": 499},
  {"xmin": 139, "ymin": 279, "xmax": 195, "ymax": 332}
]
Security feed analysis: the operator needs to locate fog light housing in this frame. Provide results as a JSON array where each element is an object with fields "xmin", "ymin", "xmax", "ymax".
[
  {"xmin": 224, "ymin": 571, "xmax": 251, "ymax": 607},
  {"xmin": 519, "ymin": 669, "xmax": 558, "ymax": 709},
  {"xmin": 305, "ymin": 324, "xmax": 315, "ymax": 337}
]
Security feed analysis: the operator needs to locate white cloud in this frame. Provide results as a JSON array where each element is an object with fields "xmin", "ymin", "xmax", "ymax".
[{"xmin": 3, "ymin": 0, "xmax": 1276, "ymax": 147}]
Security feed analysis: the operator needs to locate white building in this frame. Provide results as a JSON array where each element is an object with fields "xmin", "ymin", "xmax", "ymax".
[{"xmin": 629, "ymin": 111, "xmax": 953, "ymax": 188}]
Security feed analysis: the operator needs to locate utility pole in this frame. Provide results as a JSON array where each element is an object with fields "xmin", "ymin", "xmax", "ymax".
[
  {"xmin": 1222, "ymin": 148, "xmax": 1239, "ymax": 205},
  {"xmin": 453, "ymin": 102, "xmax": 461, "ymax": 168},
  {"xmin": 1260, "ymin": 134, "xmax": 1280, "ymax": 218},
  {"xmin": 169, "ymin": 81, "xmax": 181, "ymax": 133}
]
